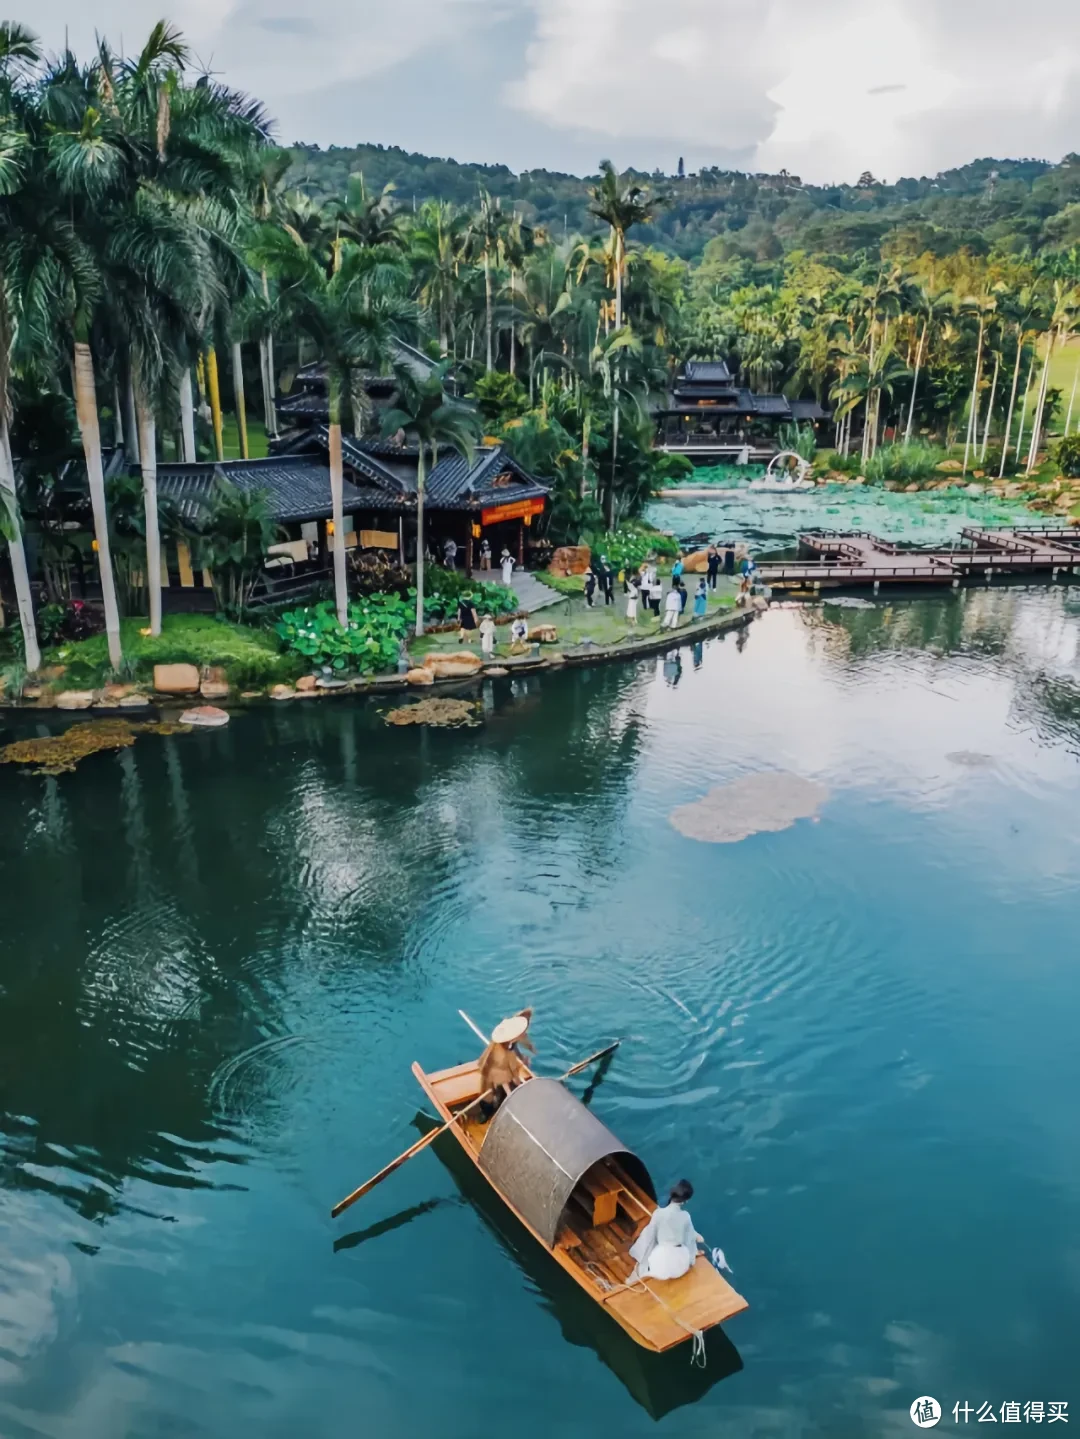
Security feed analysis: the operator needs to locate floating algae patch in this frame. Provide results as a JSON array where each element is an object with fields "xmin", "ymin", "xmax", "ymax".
[
  {"xmin": 384, "ymin": 698, "xmax": 480, "ymax": 728},
  {"xmin": 0, "ymin": 720, "xmax": 190, "ymax": 776},
  {"xmin": 669, "ymin": 771, "xmax": 828, "ymax": 844}
]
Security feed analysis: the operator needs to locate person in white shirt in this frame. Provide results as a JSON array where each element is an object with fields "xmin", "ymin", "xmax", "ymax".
[
  {"xmin": 662, "ymin": 586, "xmax": 681, "ymax": 629},
  {"xmin": 501, "ymin": 548, "xmax": 515, "ymax": 586},
  {"xmin": 479, "ymin": 614, "xmax": 496, "ymax": 657},
  {"xmin": 628, "ymin": 1179, "xmax": 703, "ymax": 1281}
]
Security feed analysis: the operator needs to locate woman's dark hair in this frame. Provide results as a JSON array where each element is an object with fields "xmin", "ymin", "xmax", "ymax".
[{"xmin": 669, "ymin": 1179, "xmax": 693, "ymax": 1203}]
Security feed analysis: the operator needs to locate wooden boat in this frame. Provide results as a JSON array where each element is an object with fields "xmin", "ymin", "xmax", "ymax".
[{"xmin": 413, "ymin": 1054, "xmax": 749, "ymax": 1353}]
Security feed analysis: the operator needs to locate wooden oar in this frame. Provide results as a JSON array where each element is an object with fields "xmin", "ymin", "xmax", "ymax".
[
  {"xmin": 330, "ymin": 1086, "xmax": 493, "ymax": 1218},
  {"xmin": 329, "ymin": 1038, "xmax": 622, "ymax": 1219}
]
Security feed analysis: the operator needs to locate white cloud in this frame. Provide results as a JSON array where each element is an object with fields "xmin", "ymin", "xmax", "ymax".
[{"xmin": 22, "ymin": 0, "xmax": 1080, "ymax": 181}]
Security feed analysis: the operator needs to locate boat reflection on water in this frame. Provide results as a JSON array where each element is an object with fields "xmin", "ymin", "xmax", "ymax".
[{"xmin": 420, "ymin": 1113, "xmax": 743, "ymax": 1420}]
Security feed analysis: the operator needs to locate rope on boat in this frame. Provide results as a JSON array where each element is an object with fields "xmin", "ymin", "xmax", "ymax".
[{"xmin": 623, "ymin": 1241, "xmax": 733, "ymax": 1367}]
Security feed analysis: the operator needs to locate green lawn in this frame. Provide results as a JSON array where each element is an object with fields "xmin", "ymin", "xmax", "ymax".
[
  {"xmin": 46, "ymin": 614, "xmax": 299, "ymax": 689},
  {"xmin": 413, "ymin": 579, "xmax": 738, "ymax": 660}
]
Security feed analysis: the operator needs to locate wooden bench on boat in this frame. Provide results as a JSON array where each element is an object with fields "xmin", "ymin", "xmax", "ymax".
[{"xmin": 413, "ymin": 1055, "xmax": 748, "ymax": 1354}]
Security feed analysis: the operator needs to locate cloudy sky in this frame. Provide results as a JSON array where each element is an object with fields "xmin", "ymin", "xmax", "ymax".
[{"xmin": 26, "ymin": 1, "xmax": 1080, "ymax": 184}]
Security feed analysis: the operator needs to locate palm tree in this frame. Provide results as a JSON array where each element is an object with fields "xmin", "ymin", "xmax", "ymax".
[
  {"xmin": 0, "ymin": 21, "xmax": 44, "ymax": 671},
  {"xmin": 467, "ymin": 189, "xmax": 512, "ymax": 373},
  {"xmin": 410, "ymin": 201, "xmax": 469, "ymax": 356},
  {"xmin": 904, "ymin": 285, "xmax": 954, "ymax": 444},
  {"xmin": 257, "ymin": 228, "xmax": 411, "ymax": 623},
  {"xmin": 381, "ymin": 360, "xmax": 479, "ymax": 636},
  {"xmin": 588, "ymin": 161, "xmax": 666, "ymax": 331}
]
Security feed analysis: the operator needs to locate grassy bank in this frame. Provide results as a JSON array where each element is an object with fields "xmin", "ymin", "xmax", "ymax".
[{"xmin": 44, "ymin": 615, "xmax": 300, "ymax": 690}]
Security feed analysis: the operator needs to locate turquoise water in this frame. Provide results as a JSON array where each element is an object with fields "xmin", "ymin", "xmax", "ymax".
[
  {"xmin": 648, "ymin": 484, "xmax": 1042, "ymax": 552},
  {"xmin": 2, "ymin": 587, "xmax": 1080, "ymax": 1435}
]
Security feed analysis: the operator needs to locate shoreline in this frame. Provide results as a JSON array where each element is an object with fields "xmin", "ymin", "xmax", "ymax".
[{"xmin": 0, "ymin": 608, "xmax": 756, "ymax": 717}]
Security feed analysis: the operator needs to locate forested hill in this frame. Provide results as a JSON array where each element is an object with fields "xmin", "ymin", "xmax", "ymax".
[{"xmin": 287, "ymin": 143, "xmax": 1080, "ymax": 262}]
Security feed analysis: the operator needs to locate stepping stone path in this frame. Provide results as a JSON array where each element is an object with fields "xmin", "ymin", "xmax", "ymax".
[{"xmin": 509, "ymin": 569, "xmax": 562, "ymax": 613}]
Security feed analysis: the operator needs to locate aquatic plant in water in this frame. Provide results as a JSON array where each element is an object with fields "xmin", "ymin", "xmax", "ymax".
[
  {"xmin": 384, "ymin": 699, "xmax": 480, "ymax": 728},
  {"xmin": 0, "ymin": 720, "xmax": 190, "ymax": 776},
  {"xmin": 669, "ymin": 772, "xmax": 828, "ymax": 843}
]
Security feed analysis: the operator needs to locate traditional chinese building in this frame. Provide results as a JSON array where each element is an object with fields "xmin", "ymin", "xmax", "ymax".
[{"xmin": 655, "ymin": 359, "xmax": 832, "ymax": 459}]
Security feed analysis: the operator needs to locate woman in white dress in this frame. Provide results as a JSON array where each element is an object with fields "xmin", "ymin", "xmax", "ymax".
[
  {"xmin": 628, "ymin": 1179, "xmax": 703, "ymax": 1282},
  {"xmin": 625, "ymin": 575, "xmax": 640, "ymax": 626},
  {"xmin": 501, "ymin": 549, "xmax": 515, "ymax": 586}
]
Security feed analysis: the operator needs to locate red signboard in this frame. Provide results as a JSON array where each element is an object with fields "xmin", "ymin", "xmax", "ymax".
[{"xmin": 481, "ymin": 496, "xmax": 546, "ymax": 527}]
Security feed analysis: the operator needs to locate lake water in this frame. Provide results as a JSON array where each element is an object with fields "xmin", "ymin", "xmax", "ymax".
[
  {"xmin": 2, "ymin": 587, "xmax": 1079, "ymax": 1437},
  {"xmin": 647, "ymin": 483, "xmax": 1040, "ymax": 552}
]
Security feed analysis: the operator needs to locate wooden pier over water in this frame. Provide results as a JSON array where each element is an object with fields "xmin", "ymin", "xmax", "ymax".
[{"xmin": 759, "ymin": 526, "xmax": 1080, "ymax": 593}]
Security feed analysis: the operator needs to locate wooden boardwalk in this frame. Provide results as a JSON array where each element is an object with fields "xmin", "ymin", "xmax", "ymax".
[{"xmin": 760, "ymin": 526, "xmax": 1080, "ymax": 592}]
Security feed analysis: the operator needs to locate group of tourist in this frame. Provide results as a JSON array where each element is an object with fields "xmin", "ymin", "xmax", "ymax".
[{"xmin": 441, "ymin": 536, "xmax": 517, "ymax": 587}]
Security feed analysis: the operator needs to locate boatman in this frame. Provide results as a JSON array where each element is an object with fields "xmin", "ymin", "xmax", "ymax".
[{"xmin": 477, "ymin": 1011, "xmax": 534, "ymax": 1118}]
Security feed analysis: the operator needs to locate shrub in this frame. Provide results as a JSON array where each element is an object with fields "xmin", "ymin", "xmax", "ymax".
[
  {"xmin": 36, "ymin": 599, "xmax": 102, "ymax": 645},
  {"xmin": 275, "ymin": 596, "xmax": 413, "ymax": 675},
  {"xmin": 421, "ymin": 566, "xmax": 517, "ymax": 620},
  {"xmin": 778, "ymin": 422, "xmax": 817, "ymax": 463},
  {"xmin": 1056, "ymin": 435, "xmax": 1080, "ymax": 479},
  {"xmin": 863, "ymin": 440, "xmax": 947, "ymax": 486},
  {"xmin": 586, "ymin": 526, "xmax": 678, "ymax": 571}
]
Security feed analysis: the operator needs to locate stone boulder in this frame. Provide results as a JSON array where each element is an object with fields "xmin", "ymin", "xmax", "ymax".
[
  {"xmin": 153, "ymin": 663, "xmax": 200, "ymax": 695},
  {"xmin": 119, "ymin": 693, "xmax": 150, "ymax": 708},
  {"xmin": 270, "ymin": 684, "xmax": 295, "ymax": 701},
  {"xmin": 295, "ymin": 674, "xmax": 318, "ymax": 692},
  {"xmin": 422, "ymin": 652, "xmax": 484, "ymax": 678},
  {"xmin": 55, "ymin": 690, "xmax": 96, "ymax": 710},
  {"xmin": 548, "ymin": 545, "xmax": 591, "ymax": 576},
  {"xmin": 532, "ymin": 623, "xmax": 559, "ymax": 643},
  {"xmin": 200, "ymin": 680, "xmax": 230, "ymax": 701},
  {"xmin": 180, "ymin": 704, "xmax": 230, "ymax": 728},
  {"xmin": 406, "ymin": 667, "xmax": 435, "ymax": 686},
  {"xmin": 682, "ymin": 549, "xmax": 710, "ymax": 573}
]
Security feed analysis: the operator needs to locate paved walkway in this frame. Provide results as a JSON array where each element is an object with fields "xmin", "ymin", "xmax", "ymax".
[{"xmin": 510, "ymin": 569, "xmax": 563, "ymax": 613}]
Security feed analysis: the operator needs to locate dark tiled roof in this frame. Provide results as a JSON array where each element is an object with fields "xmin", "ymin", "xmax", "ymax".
[
  {"xmin": 673, "ymin": 387, "xmax": 741, "ymax": 404},
  {"xmin": 683, "ymin": 359, "xmax": 734, "ymax": 384},
  {"xmin": 154, "ymin": 458, "xmax": 367, "ymax": 525},
  {"xmin": 743, "ymin": 392, "xmax": 792, "ymax": 418},
  {"xmin": 790, "ymin": 398, "xmax": 830, "ymax": 421},
  {"xmin": 425, "ymin": 444, "xmax": 550, "ymax": 510},
  {"xmin": 277, "ymin": 392, "xmax": 330, "ymax": 421}
]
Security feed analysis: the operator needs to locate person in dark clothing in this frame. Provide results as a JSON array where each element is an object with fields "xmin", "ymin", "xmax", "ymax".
[
  {"xmin": 677, "ymin": 579, "xmax": 689, "ymax": 612},
  {"xmin": 707, "ymin": 546, "xmax": 720, "ymax": 590},
  {"xmin": 457, "ymin": 595, "xmax": 478, "ymax": 642},
  {"xmin": 584, "ymin": 569, "xmax": 597, "ymax": 607},
  {"xmin": 601, "ymin": 557, "xmax": 615, "ymax": 605},
  {"xmin": 724, "ymin": 545, "xmax": 735, "ymax": 575}
]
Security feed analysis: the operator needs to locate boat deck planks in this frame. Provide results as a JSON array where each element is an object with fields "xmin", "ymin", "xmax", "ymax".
[{"xmin": 415, "ymin": 1057, "xmax": 749, "ymax": 1352}]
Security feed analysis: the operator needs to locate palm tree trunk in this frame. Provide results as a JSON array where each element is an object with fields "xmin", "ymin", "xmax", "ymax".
[
  {"xmin": 113, "ymin": 380, "xmax": 125, "ymax": 449},
  {"xmin": 980, "ymin": 352, "xmax": 1000, "ymax": 462},
  {"xmin": 259, "ymin": 337, "xmax": 273, "ymax": 436},
  {"xmin": 0, "ymin": 415, "xmax": 41, "ymax": 672},
  {"xmin": 179, "ymin": 367, "xmax": 197, "ymax": 463},
  {"xmin": 484, "ymin": 250, "xmax": 493, "ymax": 372},
  {"xmin": 904, "ymin": 320, "xmax": 926, "ymax": 444},
  {"xmin": 414, "ymin": 442, "xmax": 427, "ymax": 636},
  {"xmin": 509, "ymin": 269, "xmax": 517, "ymax": 376},
  {"xmin": 1065, "ymin": 356, "xmax": 1079, "ymax": 437},
  {"xmin": 615, "ymin": 228, "xmax": 624, "ymax": 329},
  {"xmin": 73, "ymin": 341, "xmax": 123, "ymax": 670},
  {"xmin": 206, "ymin": 346, "xmax": 224, "ymax": 461},
  {"xmin": 134, "ymin": 380, "xmax": 162, "ymax": 636},
  {"xmin": 999, "ymin": 327, "xmax": 1024, "ymax": 478},
  {"xmin": 1013, "ymin": 352, "xmax": 1037, "ymax": 477},
  {"xmin": 231, "ymin": 342, "xmax": 249, "ymax": 459},
  {"xmin": 963, "ymin": 318, "xmax": 985, "ymax": 475},
  {"xmin": 327, "ymin": 385, "xmax": 348, "ymax": 627},
  {"xmin": 608, "ymin": 397, "xmax": 620, "ymax": 529},
  {"xmin": 265, "ymin": 332, "xmax": 279, "ymax": 436},
  {"xmin": 124, "ymin": 368, "xmax": 140, "ymax": 464},
  {"xmin": 1026, "ymin": 332, "xmax": 1054, "ymax": 474}
]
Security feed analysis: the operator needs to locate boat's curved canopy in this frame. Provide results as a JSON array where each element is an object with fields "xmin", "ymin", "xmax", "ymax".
[{"xmin": 478, "ymin": 1077, "xmax": 656, "ymax": 1247}]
